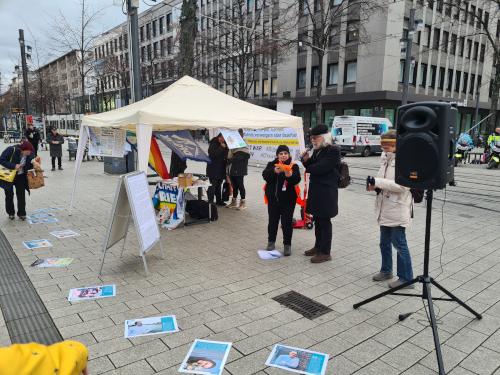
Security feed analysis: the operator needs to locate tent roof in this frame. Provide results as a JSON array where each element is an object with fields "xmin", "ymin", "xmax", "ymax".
[{"xmin": 82, "ymin": 76, "xmax": 302, "ymax": 131}]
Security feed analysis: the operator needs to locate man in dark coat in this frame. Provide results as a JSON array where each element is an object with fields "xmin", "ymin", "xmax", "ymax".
[
  {"xmin": 25, "ymin": 123, "xmax": 41, "ymax": 156},
  {"xmin": 302, "ymin": 124, "xmax": 341, "ymax": 263},
  {"xmin": 47, "ymin": 127, "xmax": 64, "ymax": 171},
  {"xmin": 206, "ymin": 133, "xmax": 228, "ymax": 205},
  {"xmin": 169, "ymin": 151, "xmax": 187, "ymax": 178},
  {"xmin": 226, "ymin": 129, "xmax": 250, "ymax": 210},
  {"xmin": 0, "ymin": 141, "xmax": 38, "ymax": 220}
]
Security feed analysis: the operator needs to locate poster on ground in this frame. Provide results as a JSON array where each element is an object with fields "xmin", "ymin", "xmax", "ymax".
[
  {"xmin": 50, "ymin": 229, "xmax": 80, "ymax": 239},
  {"xmin": 23, "ymin": 239, "xmax": 53, "ymax": 250},
  {"xmin": 220, "ymin": 129, "xmax": 247, "ymax": 149},
  {"xmin": 32, "ymin": 208, "xmax": 61, "ymax": 213},
  {"xmin": 28, "ymin": 217, "xmax": 59, "ymax": 224},
  {"xmin": 124, "ymin": 315, "xmax": 178, "ymax": 338},
  {"xmin": 179, "ymin": 339, "xmax": 232, "ymax": 375},
  {"xmin": 88, "ymin": 127, "xmax": 126, "ymax": 157},
  {"xmin": 31, "ymin": 258, "xmax": 74, "ymax": 268},
  {"xmin": 265, "ymin": 345, "xmax": 329, "ymax": 375},
  {"xmin": 243, "ymin": 128, "xmax": 301, "ymax": 165},
  {"xmin": 68, "ymin": 285, "xmax": 116, "ymax": 302}
]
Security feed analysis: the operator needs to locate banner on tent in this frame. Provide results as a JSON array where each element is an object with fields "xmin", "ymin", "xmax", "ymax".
[
  {"xmin": 243, "ymin": 128, "xmax": 301, "ymax": 165},
  {"xmin": 156, "ymin": 131, "xmax": 210, "ymax": 163},
  {"xmin": 88, "ymin": 127, "xmax": 127, "ymax": 157}
]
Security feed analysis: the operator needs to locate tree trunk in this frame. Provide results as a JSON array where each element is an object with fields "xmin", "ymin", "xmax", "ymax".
[
  {"xmin": 488, "ymin": 53, "xmax": 499, "ymax": 134},
  {"xmin": 179, "ymin": 0, "xmax": 197, "ymax": 77},
  {"xmin": 315, "ymin": 51, "xmax": 324, "ymax": 128}
]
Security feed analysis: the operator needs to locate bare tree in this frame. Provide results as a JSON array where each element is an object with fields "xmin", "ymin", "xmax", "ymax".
[
  {"xmin": 51, "ymin": 0, "xmax": 104, "ymax": 113},
  {"xmin": 296, "ymin": 0, "xmax": 382, "ymax": 125},
  {"xmin": 436, "ymin": 0, "xmax": 500, "ymax": 134},
  {"xmin": 195, "ymin": 0, "xmax": 296, "ymax": 100}
]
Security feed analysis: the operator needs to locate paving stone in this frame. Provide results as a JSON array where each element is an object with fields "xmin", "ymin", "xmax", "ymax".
[
  {"xmin": 380, "ymin": 342, "xmax": 429, "ymax": 371},
  {"xmin": 108, "ymin": 339, "xmax": 168, "ymax": 367},
  {"xmin": 234, "ymin": 331, "xmax": 281, "ymax": 355},
  {"xmin": 102, "ymin": 359, "xmax": 155, "ymax": 375},
  {"xmin": 446, "ymin": 327, "xmax": 488, "ymax": 354},
  {"xmin": 224, "ymin": 348, "xmax": 269, "ymax": 375},
  {"xmin": 87, "ymin": 356, "xmax": 116, "ymax": 375},
  {"xmin": 205, "ymin": 314, "xmax": 252, "ymax": 333},
  {"xmin": 343, "ymin": 339, "xmax": 391, "ymax": 367},
  {"xmin": 88, "ymin": 337, "xmax": 133, "ymax": 359},
  {"xmin": 453, "ymin": 346, "xmax": 500, "ymax": 375}
]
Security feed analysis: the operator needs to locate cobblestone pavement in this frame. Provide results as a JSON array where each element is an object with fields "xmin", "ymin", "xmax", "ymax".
[{"xmin": 0, "ymin": 143, "xmax": 499, "ymax": 374}]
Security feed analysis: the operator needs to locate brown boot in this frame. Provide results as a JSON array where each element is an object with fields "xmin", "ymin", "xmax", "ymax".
[
  {"xmin": 304, "ymin": 247, "xmax": 318, "ymax": 256},
  {"xmin": 311, "ymin": 254, "xmax": 332, "ymax": 263}
]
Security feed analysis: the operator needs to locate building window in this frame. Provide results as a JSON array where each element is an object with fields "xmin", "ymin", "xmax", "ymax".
[
  {"xmin": 262, "ymin": 79, "xmax": 269, "ymax": 96},
  {"xmin": 423, "ymin": 25, "xmax": 431, "ymax": 47},
  {"xmin": 442, "ymin": 31, "xmax": 449, "ymax": 52},
  {"xmin": 439, "ymin": 67, "xmax": 445, "ymax": 90},
  {"xmin": 455, "ymin": 71, "xmax": 461, "ymax": 92},
  {"xmin": 473, "ymin": 42, "xmax": 479, "ymax": 60},
  {"xmin": 411, "ymin": 62, "xmax": 418, "ymax": 85},
  {"xmin": 429, "ymin": 65, "xmax": 437, "ymax": 88},
  {"xmin": 419, "ymin": 64, "xmax": 427, "ymax": 87},
  {"xmin": 147, "ymin": 44, "xmax": 152, "ymax": 61},
  {"xmin": 470, "ymin": 74, "xmax": 476, "ymax": 94},
  {"xmin": 310, "ymin": 111, "xmax": 317, "ymax": 128},
  {"xmin": 343, "ymin": 109, "xmax": 356, "ymax": 116},
  {"xmin": 327, "ymin": 63, "xmax": 338, "ymax": 86},
  {"xmin": 146, "ymin": 23, "xmax": 151, "ymax": 40},
  {"xmin": 344, "ymin": 61, "xmax": 357, "ymax": 84},
  {"xmin": 399, "ymin": 60, "xmax": 405, "ymax": 83},
  {"xmin": 140, "ymin": 26, "xmax": 144, "ymax": 42},
  {"xmin": 384, "ymin": 109, "xmax": 395, "ymax": 125},
  {"xmin": 153, "ymin": 42, "xmax": 159, "ymax": 58},
  {"xmin": 141, "ymin": 46, "xmax": 145, "ymax": 62},
  {"xmin": 446, "ymin": 69, "xmax": 453, "ymax": 91},
  {"xmin": 433, "ymin": 28, "xmax": 440, "ymax": 50},
  {"xmin": 467, "ymin": 39, "xmax": 472, "ymax": 58},
  {"xmin": 160, "ymin": 39, "xmax": 166, "ymax": 57},
  {"xmin": 360, "ymin": 108, "xmax": 373, "ymax": 117},
  {"xmin": 462, "ymin": 72, "xmax": 468, "ymax": 93},
  {"xmin": 167, "ymin": 37, "xmax": 173, "ymax": 54},
  {"xmin": 346, "ymin": 22, "xmax": 359, "ymax": 43},
  {"xmin": 311, "ymin": 66, "xmax": 320, "ymax": 87},
  {"xmin": 159, "ymin": 17, "xmax": 164, "ymax": 34},
  {"xmin": 297, "ymin": 69, "xmax": 306, "ymax": 89},
  {"xmin": 299, "ymin": 0, "xmax": 309, "ymax": 15},
  {"xmin": 450, "ymin": 34, "xmax": 457, "ymax": 54},
  {"xmin": 152, "ymin": 20, "xmax": 157, "ymax": 38},
  {"xmin": 167, "ymin": 13, "xmax": 172, "ymax": 31},
  {"xmin": 254, "ymin": 80, "xmax": 260, "ymax": 97},
  {"xmin": 271, "ymin": 78, "xmax": 277, "ymax": 96},
  {"xmin": 459, "ymin": 37, "xmax": 465, "ymax": 57},
  {"xmin": 324, "ymin": 110, "xmax": 335, "ymax": 128}
]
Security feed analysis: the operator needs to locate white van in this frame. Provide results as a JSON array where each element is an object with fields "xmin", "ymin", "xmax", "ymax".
[{"xmin": 331, "ymin": 116, "xmax": 393, "ymax": 157}]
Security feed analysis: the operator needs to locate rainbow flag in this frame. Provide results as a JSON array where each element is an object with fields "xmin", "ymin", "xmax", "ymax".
[{"xmin": 149, "ymin": 136, "xmax": 170, "ymax": 179}]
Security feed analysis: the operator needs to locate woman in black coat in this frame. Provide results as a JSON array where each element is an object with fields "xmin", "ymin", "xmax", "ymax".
[
  {"xmin": 47, "ymin": 127, "xmax": 64, "ymax": 171},
  {"xmin": 262, "ymin": 145, "xmax": 301, "ymax": 256},
  {"xmin": 302, "ymin": 124, "xmax": 341, "ymax": 263},
  {"xmin": 206, "ymin": 134, "xmax": 228, "ymax": 205},
  {"xmin": 0, "ymin": 141, "xmax": 38, "ymax": 220}
]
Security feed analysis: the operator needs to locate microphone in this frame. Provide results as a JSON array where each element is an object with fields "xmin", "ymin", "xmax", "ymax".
[{"xmin": 300, "ymin": 145, "xmax": 313, "ymax": 162}]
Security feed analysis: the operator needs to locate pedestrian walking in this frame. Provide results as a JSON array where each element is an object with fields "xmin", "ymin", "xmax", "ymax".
[
  {"xmin": 367, "ymin": 130, "xmax": 414, "ymax": 288},
  {"xmin": 47, "ymin": 127, "xmax": 64, "ymax": 171},
  {"xmin": 263, "ymin": 145, "xmax": 301, "ymax": 256},
  {"xmin": 0, "ymin": 141, "xmax": 40, "ymax": 220},
  {"xmin": 227, "ymin": 129, "xmax": 250, "ymax": 210},
  {"xmin": 301, "ymin": 124, "xmax": 340, "ymax": 263},
  {"xmin": 24, "ymin": 123, "xmax": 40, "ymax": 156},
  {"xmin": 206, "ymin": 133, "xmax": 228, "ymax": 206}
]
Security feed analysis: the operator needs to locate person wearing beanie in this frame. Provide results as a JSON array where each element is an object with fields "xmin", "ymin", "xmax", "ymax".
[
  {"xmin": 301, "ymin": 124, "xmax": 341, "ymax": 263},
  {"xmin": 25, "ymin": 122, "xmax": 41, "ymax": 156},
  {"xmin": 227, "ymin": 129, "xmax": 250, "ymax": 210},
  {"xmin": 0, "ymin": 141, "xmax": 40, "ymax": 220},
  {"xmin": 262, "ymin": 144, "xmax": 301, "ymax": 256},
  {"xmin": 48, "ymin": 127, "xmax": 65, "ymax": 171}
]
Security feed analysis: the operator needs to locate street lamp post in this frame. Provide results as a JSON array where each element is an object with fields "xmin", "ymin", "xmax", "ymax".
[{"xmin": 18, "ymin": 29, "xmax": 31, "ymax": 118}]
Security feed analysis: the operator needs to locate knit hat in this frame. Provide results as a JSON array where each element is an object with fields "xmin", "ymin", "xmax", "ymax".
[
  {"xmin": 276, "ymin": 145, "xmax": 290, "ymax": 155},
  {"xmin": 19, "ymin": 140, "xmax": 34, "ymax": 153},
  {"xmin": 310, "ymin": 124, "xmax": 329, "ymax": 136}
]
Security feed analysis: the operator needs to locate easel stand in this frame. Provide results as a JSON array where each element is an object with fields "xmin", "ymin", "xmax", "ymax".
[{"xmin": 353, "ymin": 190, "xmax": 482, "ymax": 375}]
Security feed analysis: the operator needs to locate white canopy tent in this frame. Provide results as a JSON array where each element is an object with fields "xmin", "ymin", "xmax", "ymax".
[{"xmin": 70, "ymin": 76, "xmax": 304, "ymax": 212}]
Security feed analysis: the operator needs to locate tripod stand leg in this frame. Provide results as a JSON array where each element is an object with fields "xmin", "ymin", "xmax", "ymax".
[
  {"xmin": 353, "ymin": 278, "xmax": 418, "ymax": 309},
  {"xmin": 431, "ymin": 279, "xmax": 482, "ymax": 319},
  {"xmin": 424, "ymin": 282, "xmax": 446, "ymax": 375}
]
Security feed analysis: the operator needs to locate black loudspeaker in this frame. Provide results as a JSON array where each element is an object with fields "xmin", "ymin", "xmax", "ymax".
[{"xmin": 395, "ymin": 102, "xmax": 456, "ymax": 190}]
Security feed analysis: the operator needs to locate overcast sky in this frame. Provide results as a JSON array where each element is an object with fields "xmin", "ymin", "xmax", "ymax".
[{"xmin": 0, "ymin": 0, "xmax": 150, "ymax": 93}]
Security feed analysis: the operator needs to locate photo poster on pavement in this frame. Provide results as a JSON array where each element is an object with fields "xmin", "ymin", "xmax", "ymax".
[
  {"xmin": 265, "ymin": 344, "xmax": 329, "ymax": 375},
  {"xmin": 220, "ymin": 129, "xmax": 247, "ymax": 149},
  {"xmin": 68, "ymin": 285, "xmax": 116, "ymax": 302},
  {"xmin": 28, "ymin": 217, "xmax": 59, "ymax": 225},
  {"xmin": 31, "ymin": 258, "xmax": 74, "ymax": 268},
  {"xmin": 153, "ymin": 182, "xmax": 185, "ymax": 230},
  {"xmin": 50, "ymin": 229, "xmax": 80, "ymax": 239},
  {"xmin": 124, "ymin": 315, "xmax": 179, "ymax": 338},
  {"xmin": 257, "ymin": 250, "xmax": 282, "ymax": 260},
  {"xmin": 243, "ymin": 128, "xmax": 302, "ymax": 166},
  {"xmin": 87, "ymin": 126, "xmax": 126, "ymax": 157},
  {"xmin": 23, "ymin": 239, "xmax": 53, "ymax": 250},
  {"xmin": 179, "ymin": 339, "xmax": 232, "ymax": 375}
]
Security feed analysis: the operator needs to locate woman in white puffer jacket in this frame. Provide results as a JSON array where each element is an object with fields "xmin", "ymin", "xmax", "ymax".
[{"xmin": 367, "ymin": 130, "xmax": 414, "ymax": 289}]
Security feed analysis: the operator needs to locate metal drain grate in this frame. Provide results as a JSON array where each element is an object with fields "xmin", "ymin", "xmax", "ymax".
[{"xmin": 272, "ymin": 291, "xmax": 332, "ymax": 320}]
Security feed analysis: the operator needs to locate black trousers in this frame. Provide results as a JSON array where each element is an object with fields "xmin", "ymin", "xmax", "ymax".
[
  {"xmin": 208, "ymin": 177, "xmax": 223, "ymax": 203},
  {"xmin": 268, "ymin": 202, "xmax": 295, "ymax": 245},
  {"xmin": 4, "ymin": 178, "xmax": 27, "ymax": 217},
  {"xmin": 230, "ymin": 175, "xmax": 246, "ymax": 199},
  {"xmin": 314, "ymin": 217, "xmax": 332, "ymax": 255},
  {"xmin": 51, "ymin": 156, "xmax": 62, "ymax": 168}
]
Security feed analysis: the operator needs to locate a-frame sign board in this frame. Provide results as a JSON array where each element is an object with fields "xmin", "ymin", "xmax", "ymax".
[{"xmin": 99, "ymin": 171, "xmax": 164, "ymax": 275}]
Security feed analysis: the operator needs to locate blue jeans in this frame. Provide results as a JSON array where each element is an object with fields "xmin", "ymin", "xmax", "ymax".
[{"xmin": 379, "ymin": 226, "xmax": 414, "ymax": 282}]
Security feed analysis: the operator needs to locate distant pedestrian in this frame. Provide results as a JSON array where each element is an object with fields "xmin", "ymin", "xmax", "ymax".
[
  {"xmin": 367, "ymin": 130, "xmax": 414, "ymax": 289},
  {"xmin": 301, "ymin": 124, "xmax": 340, "ymax": 263},
  {"xmin": 227, "ymin": 129, "xmax": 250, "ymax": 210},
  {"xmin": 47, "ymin": 127, "xmax": 64, "ymax": 171},
  {"xmin": 206, "ymin": 133, "xmax": 228, "ymax": 206},
  {"xmin": 24, "ymin": 123, "xmax": 40, "ymax": 156},
  {"xmin": 0, "ymin": 141, "xmax": 40, "ymax": 220},
  {"xmin": 263, "ymin": 145, "xmax": 301, "ymax": 256}
]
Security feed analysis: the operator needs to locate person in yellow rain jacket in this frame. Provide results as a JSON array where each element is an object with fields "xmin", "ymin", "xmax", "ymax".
[{"xmin": 0, "ymin": 340, "xmax": 88, "ymax": 375}]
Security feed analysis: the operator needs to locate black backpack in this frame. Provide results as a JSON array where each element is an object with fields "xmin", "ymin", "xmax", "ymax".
[
  {"xmin": 338, "ymin": 160, "xmax": 351, "ymax": 188},
  {"xmin": 410, "ymin": 188, "xmax": 424, "ymax": 203}
]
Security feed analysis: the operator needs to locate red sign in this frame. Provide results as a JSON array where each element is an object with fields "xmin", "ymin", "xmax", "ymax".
[{"xmin": 26, "ymin": 115, "xmax": 33, "ymax": 125}]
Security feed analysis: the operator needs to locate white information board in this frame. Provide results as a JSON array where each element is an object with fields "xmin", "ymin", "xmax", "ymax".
[
  {"xmin": 88, "ymin": 126, "xmax": 127, "ymax": 157},
  {"xmin": 99, "ymin": 171, "xmax": 163, "ymax": 275}
]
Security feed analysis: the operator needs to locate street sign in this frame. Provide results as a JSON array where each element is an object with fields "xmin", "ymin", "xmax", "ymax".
[{"xmin": 11, "ymin": 108, "xmax": 24, "ymax": 113}]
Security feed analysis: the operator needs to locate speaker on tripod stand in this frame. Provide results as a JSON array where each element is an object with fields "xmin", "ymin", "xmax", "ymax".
[{"xmin": 353, "ymin": 102, "xmax": 482, "ymax": 375}]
